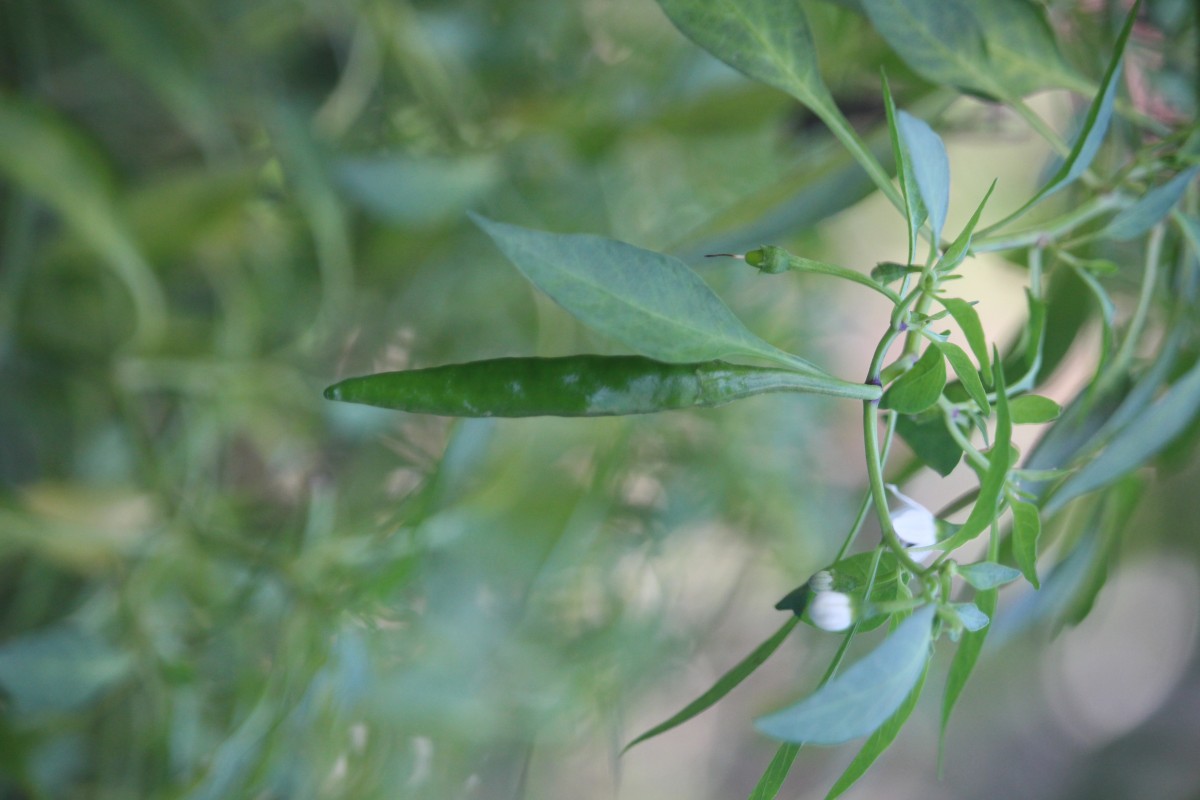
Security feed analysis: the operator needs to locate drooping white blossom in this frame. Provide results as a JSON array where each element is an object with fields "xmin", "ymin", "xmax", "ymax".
[
  {"xmin": 808, "ymin": 591, "xmax": 854, "ymax": 632},
  {"xmin": 885, "ymin": 484, "xmax": 938, "ymax": 547}
]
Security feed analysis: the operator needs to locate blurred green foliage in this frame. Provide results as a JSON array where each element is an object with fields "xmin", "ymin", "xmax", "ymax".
[{"xmin": 1, "ymin": 1, "xmax": 1198, "ymax": 798}]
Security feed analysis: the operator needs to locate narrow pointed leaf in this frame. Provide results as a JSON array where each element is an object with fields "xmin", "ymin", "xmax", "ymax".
[
  {"xmin": 755, "ymin": 606, "xmax": 935, "ymax": 745},
  {"xmin": 748, "ymin": 743, "xmax": 801, "ymax": 800},
  {"xmin": 472, "ymin": 215, "xmax": 826, "ymax": 375},
  {"xmin": 1009, "ymin": 395, "xmax": 1062, "ymax": 424},
  {"xmin": 1105, "ymin": 167, "xmax": 1198, "ymax": 241},
  {"xmin": 936, "ymin": 180, "xmax": 996, "ymax": 272},
  {"xmin": 941, "ymin": 585, "xmax": 997, "ymax": 745},
  {"xmin": 896, "ymin": 111, "xmax": 950, "ymax": 241},
  {"xmin": 957, "ymin": 561, "xmax": 1021, "ymax": 590},
  {"xmin": 825, "ymin": 660, "xmax": 930, "ymax": 799},
  {"xmin": 1003, "ymin": 0, "xmax": 1138, "ymax": 221},
  {"xmin": 937, "ymin": 298, "xmax": 992, "ymax": 387},
  {"xmin": 1010, "ymin": 497, "xmax": 1042, "ymax": 588},
  {"xmin": 325, "ymin": 355, "xmax": 881, "ymax": 417},
  {"xmin": 936, "ymin": 355, "xmax": 1012, "ymax": 551},
  {"xmin": 882, "ymin": 73, "xmax": 927, "ymax": 263},
  {"xmin": 932, "ymin": 340, "xmax": 989, "ymax": 414},
  {"xmin": 881, "ymin": 346, "xmax": 947, "ymax": 414},
  {"xmin": 624, "ymin": 617, "xmax": 799, "ymax": 753},
  {"xmin": 1047, "ymin": 354, "xmax": 1200, "ymax": 514}
]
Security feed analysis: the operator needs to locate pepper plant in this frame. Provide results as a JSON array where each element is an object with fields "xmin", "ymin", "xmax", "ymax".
[{"xmin": 327, "ymin": 0, "xmax": 1200, "ymax": 795}]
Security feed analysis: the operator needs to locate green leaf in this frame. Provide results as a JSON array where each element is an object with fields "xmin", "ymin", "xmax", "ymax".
[
  {"xmin": 755, "ymin": 606, "xmax": 935, "ymax": 745},
  {"xmin": 471, "ymin": 215, "xmax": 826, "ymax": 375},
  {"xmin": 1009, "ymin": 497, "xmax": 1042, "ymax": 588},
  {"xmin": 623, "ymin": 617, "xmax": 799, "ymax": 753},
  {"xmin": 932, "ymin": 340, "xmax": 989, "ymax": 415},
  {"xmin": 1009, "ymin": 395, "xmax": 1062, "ymax": 424},
  {"xmin": 897, "ymin": 410, "xmax": 963, "ymax": 476},
  {"xmin": 957, "ymin": 561, "xmax": 1021, "ymax": 590},
  {"xmin": 881, "ymin": 346, "xmax": 947, "ymax": 414},
  {"xmin": 861, "ymin": 0, "xmax": 1003, "ymax": 99},
  {"xmin": 653, "ymin": 0, "xmax": 831, "ymax": 110},
  {"xmin": 0, "ymin": 623, "xmax": 132, "ymax": 716},
  {"xmin": 951, "ymin": 602, "xmax": 990, "ymax": 632},
  {"xmin": 1047, "ymin": 353, "xmax": 1200, "ymax": 514},
  {"xmin": 748, "ymin": 743, "xmax": 801, "ymax": 800},
  {"xmin": 937, "ymin": 297, "xmax": 993, "ymax": 387},
  {"xmin": 808, "ymin": 552, "xmax": 905, "ymax": 631},
  {"xmin": 936, "ymin": 354, "xmax": 1012, "ymax": 551},
  {"xmin": 325, "ymin": 355, "xmax": 882, "ymax": 417},
  {"xmin": 940, "ymin": 584, "xmax": 997, "ymax": 749},
  {"xmin": 882, "ymin": 73, "xmax": 927, "ymax": 263},
  {"xmin": 896, "ymin": 110, "xmax": 950, "ymax": 241},
  {"xmin": 936, "ymin": 180, "xmax": 996, "ymax": 272},
  {"xmin": 825, "ymin": 660, "xmax": 930, "ymax": 799},
  {"xmin": 962, "ymin": 0, "xmax": 1090, "ymax": 97},
  {"xmin": 1105, "ymin": 167, "xmax": 1199, "ymax": 241}
]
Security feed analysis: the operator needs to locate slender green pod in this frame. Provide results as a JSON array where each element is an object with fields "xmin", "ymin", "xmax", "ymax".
[{"xmin": 324, "ymin": 355, "xmax": 880, "ymax": 417}]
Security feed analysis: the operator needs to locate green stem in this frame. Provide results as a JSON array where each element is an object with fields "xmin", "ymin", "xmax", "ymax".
[
  {"xmin": 1100, "ymin": 222, "xmax": 1164, "ymax": 390},
  {"xmin": 974, "ymin": 192, "xmax": 1122, "ymax": 248},
  {"xmin": 812, "ymin": 98, "xmax": 906, "ymax": 216},
  {"xmin": 834, "ymin": 415, "xmax": 899, "ymax": 562},
  {"xmin": 864, "ymin": 402, "xmax": 927, "ymax": 575},
  {"xmin": 1010, "ymin": 98, "xmax": 1070, "ymax": 159}
]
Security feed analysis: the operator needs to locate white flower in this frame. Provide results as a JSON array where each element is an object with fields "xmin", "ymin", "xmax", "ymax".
[
  {"xmin": 886, "ymin": 484, "xmax": 938, "ymax": 547},
  {"xmin": 809, "ymin": 570, "xmax": 834, "ymax": 593},
  {"xmin": 808, "ymin": 591, "xmax": 854, "ymax": 632}
]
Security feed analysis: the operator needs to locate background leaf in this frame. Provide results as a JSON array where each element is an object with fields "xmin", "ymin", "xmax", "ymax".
[
  {"xmin": 472, "ymin": 215, "xmax": 825, "ymax": 374},
  {"xmin": 755, "ymin": 606, "xmax": 935, "ymax": 745},
  {"xmin": 1105, "ymin": 167, "xmax": 1199, "ymax": 241},
  {"xmin": 897, "ymin": 411, "xmax": 963, "ymax": 476}
]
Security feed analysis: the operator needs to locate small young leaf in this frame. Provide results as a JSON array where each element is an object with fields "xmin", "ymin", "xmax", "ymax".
[
  {"xmin": 937, "ymin": 297, "xmax": 993, "ymax": 387},
  {"xmin": 755, "ymin": 606, "xmax": 935, "ymax": 745},
  {"xmin": 932, "ymin": 340, "xmax": 989, "ymax": 414},
  {"xmin": 623, "ymin": 617, "xmax": 800, "ymax": 753},
  {"xmin": 896, "ymin": 111, "xmax": 950, "ymax": 241},
  {"xmin": 881, "ymin": 346, "xmax": 947, "ymax": 414},
  {"xmin": 825, "ymin": 660, "xmax": 930, "ymax": 799},
  {"xmin": 951, "ymin": 602, "xmax": 990, "ymax": 632},
  {"xmin": 1010, "ymin": 497, "xmax": 1042, "ymax": 588},
  {"xmin": 936, "ymin": 180, "xmax": 996, "ymax": 272},
  {"xmin": 897, "ymin": 410, "xmax": 963, "ymax": 476},
  {"xmin": 957, "ymin": 561, "xmax": 1022, "ymax": 590},
  {"xmin": 1105, "ymin": 167, "xmax": 1198, "ymax": 241},
  {"xmin": 1009, "ymin": 394, "xmax": 1062, "ymax": 424},
  {"xmin": 471, "ymin": 215, "xmax": 826, "ymax": 375}
]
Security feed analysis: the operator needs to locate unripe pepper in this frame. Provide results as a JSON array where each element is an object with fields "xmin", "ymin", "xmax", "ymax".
[{"xmin": 325, "ymin": 355, "xmax": 881, "ymax": 417}]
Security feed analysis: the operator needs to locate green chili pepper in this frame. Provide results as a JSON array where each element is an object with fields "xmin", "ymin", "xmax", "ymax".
[{"xmin": 324, "ymin": 355, "xmax": 880, "ymax": 417}]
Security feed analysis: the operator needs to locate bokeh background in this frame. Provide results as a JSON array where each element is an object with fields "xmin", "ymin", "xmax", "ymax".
[{"xmin": 1, "ymin": 1, "xmax": 1198, "ymax": 798}]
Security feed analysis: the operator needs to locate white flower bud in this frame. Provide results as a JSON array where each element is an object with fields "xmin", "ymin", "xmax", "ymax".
[
  {"xmin": 809, "ymin": 570, "xmax": 834, "ymax": 593},
  {"xmin": 808, "ymin": 591, "xmax": 854, "ymax": 632},
  {"xmin": 886, "ymin": 484, "xmax": 938, "ymax": 547}
]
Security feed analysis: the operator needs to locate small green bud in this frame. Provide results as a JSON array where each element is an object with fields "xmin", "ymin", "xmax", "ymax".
[{"xmin": 744, "ymin": 245, "xmax": 791, "ymax": 274}]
